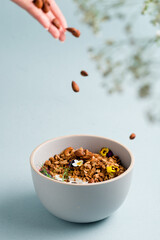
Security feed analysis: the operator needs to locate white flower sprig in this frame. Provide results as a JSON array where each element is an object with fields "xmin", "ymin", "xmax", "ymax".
[{"xmin": 72, "ymin": 159, "xmax": 83, "ymax": 167}]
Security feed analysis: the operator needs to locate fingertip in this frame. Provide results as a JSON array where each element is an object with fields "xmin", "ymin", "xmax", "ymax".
[
  {"xmin": 59, "ymin": 38, "xmax": 65, "ymax": 42},
  {"xmin": 54, "ymin": 33, "xmax": 60, "ymax": 39},
  {"xmin": 50, "ymin": 31, "xmax": 60, "ymax": 39},
  {"xmin": 48, "ymin": 24, "xmax": 60, "ymax": 39},
  {"xmin": 59, "ymin": 31, "xmax": 66, "ymax": 42}
]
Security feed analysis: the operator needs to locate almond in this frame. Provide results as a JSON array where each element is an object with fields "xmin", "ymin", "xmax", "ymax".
[
  {"xmin": 45, "ymin": 160, "xmax": 51, "ymax": 166},
  {"xmin": 33, "ymin": 0, "xmax": 43, "ymax": 9},
  {"xmin": 42, "ymin": 1, "xmax": 50, "ymax": 13},
  {"xmin": 74, "ymin": 149, "xmax": 85, "ymax": 157},
  {"xmin": 72, "ymin": 81, "xmax": 79, "ymax": 92},
  {"xmin": 129, "ymin": 133, "xmax": 136, "ymax": 140},
  {"xmin": 52, "ymin": 18, "xmax": 61, "ymax": 29},
  {"xmin": 66, "ymin": 28, "xmax": 81, "ymax": 38},
  {"xmin": 81, "ymin": 70, "xmax": 88, "ymax": 77}
]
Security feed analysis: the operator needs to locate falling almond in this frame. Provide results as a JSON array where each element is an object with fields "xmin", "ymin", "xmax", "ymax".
[
  {"xmin": 72, "ymin": 81, "xmax": 79, "ymax": 92},
  {"xmin": 66, "ymin": 28, "xmax": 81, "ymax": 38},
  {"xmin": 81, "ymin": 70, "xmax": 88, "ymax": 77},
  {"xmin": 129, "ymin": 133, "xmax": 136, "ymax": 140}
]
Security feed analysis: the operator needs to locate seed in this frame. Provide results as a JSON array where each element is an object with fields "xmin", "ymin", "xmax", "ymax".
[
  {"xmin": 52, "ymin": 18, "xmax": 61, "ymax": 29},
  {"xmin": 129, "ymin": 133, "xmax": 136, "ymax": 140},
  {"xmin": 33, "ymin": 0, "xmax": 43, "ymax": 9},
  {"xmin": 42, "ymin": 1, "xmax": 50, "ymax": 13},
  {"xmin": 66, "ymin": 28, "xmax": 81, "ymax": 38},
  {"xmin": 72, "ymin": 81, "xmax": 79, "ymax": 92},
  {"xmin": 80, "ymin": 70, "xmax": 88, "ymax": 77}
]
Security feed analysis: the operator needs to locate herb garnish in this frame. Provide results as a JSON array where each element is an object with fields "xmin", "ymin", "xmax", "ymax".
[
  {"xmin": 62, "ymin": 168, "xmax": 70, "ymax": 181},
  {"xmin": 40, "ymin": 166, "xmax": 52, "ymax": 178}
]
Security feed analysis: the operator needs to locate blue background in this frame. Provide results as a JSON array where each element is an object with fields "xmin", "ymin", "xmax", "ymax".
[{"xmin": 0, "ymin": 0, "xmax": 160, "ymax": 239}]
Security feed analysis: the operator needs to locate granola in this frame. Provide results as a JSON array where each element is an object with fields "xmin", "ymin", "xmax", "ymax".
[{"xmin": 39, "ymin": 147, "xmax": 126, "ymax": 184}]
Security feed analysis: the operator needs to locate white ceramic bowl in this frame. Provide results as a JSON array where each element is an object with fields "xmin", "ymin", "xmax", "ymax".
[{"xmin": 30, "ymin": 135, "xmax": 134, "ymax": 223}]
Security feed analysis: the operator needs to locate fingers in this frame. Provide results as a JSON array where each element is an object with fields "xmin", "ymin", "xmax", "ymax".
[
  {"xmin": 27, "ymin": 3, "xmax": 50, "ymax": 29},
  {"xmin": 48, "ymin": 24, "xmax": 60, "ymax": 39},
  {"xmin": 49, "ymin": 0, "xmax": 67, "ymax": 29},
  {"xmin": 49, "ymin": 0, "xmax": 67, "ymax": 42},
  {"xmin": 46, "ymin": 10, "xmax": 65, "ymax": 41},
  {"xmin": 46, "ymin": 11, "xmax": 60, "ymax": 39},
  {"xmin": 19, "ymin": 0, "xmax": 67, "ymax": 41},
  {"xmin": 59, "ymin": 29, "xmax": 66, "ymax": 42}
]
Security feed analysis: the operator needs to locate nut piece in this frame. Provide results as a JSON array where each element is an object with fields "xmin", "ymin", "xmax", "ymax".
[
  {"xmin": 74, "ymin": 149, "xmax": 85, "ymax": 157},
  {"xmin": 80, "ymin": 70, "xmax": 88, "ymax": 77},
  {"xmin": 129, "ymin": 133, "xmax": 136, "ymax": 140},
  {"xmin": 88, "ymin": 178, "xmax": 95, "ymax": 183},
  {"xmin": 66, "ymin": 28, "xmax": 81, "ymax": 38},
  {"xmin": 42, "ymin": 1, "xmax": 50, "ymax": 13},
  {"xmin": 45, "ymin": 160, "xmax": 51, "ymax": 166},
  {"xmin": 64, "ymin": 147, "xmax": 74, "ymax": 156},
  {"xmin": 52, "ymin": 18, "xmax": 61, "ymax": 29},
  {"xmin": 49, "ymin": 157, "xmax": 54, "ymax": 161},
  {"xmin": 60, "ymin": 160, "xmax": 68, "ymax": 165},
  {"xmin": 33, "ymin": 0, "xmax": 43, "ymax": 9},
  {"xmin": 72, "ymin": 81, "xmax": 79, "ymax": 92}
]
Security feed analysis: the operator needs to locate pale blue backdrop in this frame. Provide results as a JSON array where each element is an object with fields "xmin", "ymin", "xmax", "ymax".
[{"xmin": 0, "ymin": 0, "xmax": 160, "ymax": 239}]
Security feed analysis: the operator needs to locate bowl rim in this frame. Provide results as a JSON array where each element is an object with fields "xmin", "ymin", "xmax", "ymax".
[{"xmin": 30, "ymin": 134, "xmax": 134, "ymax": 186}]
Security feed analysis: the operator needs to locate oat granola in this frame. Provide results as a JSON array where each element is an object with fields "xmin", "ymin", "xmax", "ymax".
[{"xmin": 39, "ymin": 147, "xmax": 126, "ymax": 184}]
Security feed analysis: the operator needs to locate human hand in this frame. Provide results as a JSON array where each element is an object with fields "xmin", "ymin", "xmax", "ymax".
[{"xmin": 11, "ymin": 0, "xmax": 67, "ymax": 41}]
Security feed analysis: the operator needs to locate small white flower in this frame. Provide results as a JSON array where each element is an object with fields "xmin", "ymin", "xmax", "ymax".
[
  {"xmin": 156, "ymin": 30, "xmax": 160, "ymax": 37},
  {"xmin": 72, "ymin": 159, "xmax": 83, "ymax": 167}
]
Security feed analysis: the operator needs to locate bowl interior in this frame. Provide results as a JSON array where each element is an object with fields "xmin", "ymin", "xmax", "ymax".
[{"xmin": 31, "ymin": 135, "xmax": 133, "ymax": 173}]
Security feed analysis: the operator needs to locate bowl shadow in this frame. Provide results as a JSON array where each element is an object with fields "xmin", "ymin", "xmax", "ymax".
[{"xmin": 0, "ymin": 191, "xmax": 112, "ymax": 237}]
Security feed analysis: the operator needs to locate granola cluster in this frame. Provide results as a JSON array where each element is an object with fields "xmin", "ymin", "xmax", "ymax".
[{"xmin": 40, "ymin": 147, "xmax": 126, "ymax": 183}]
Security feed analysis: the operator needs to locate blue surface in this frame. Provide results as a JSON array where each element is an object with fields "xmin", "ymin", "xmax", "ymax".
[{"xmin": 0, "ymin": 1, "xmax": 160, "ymax": 239}]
